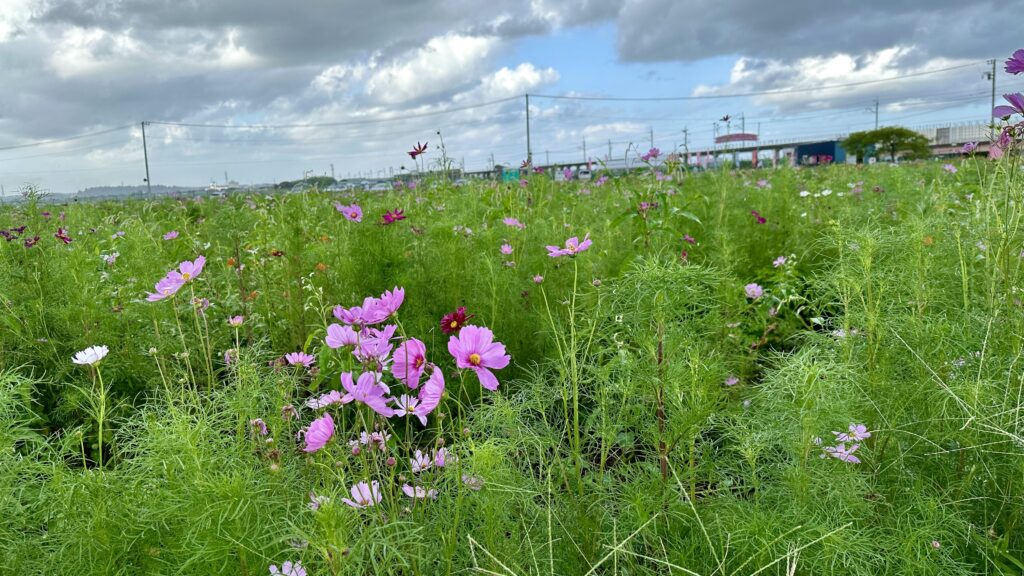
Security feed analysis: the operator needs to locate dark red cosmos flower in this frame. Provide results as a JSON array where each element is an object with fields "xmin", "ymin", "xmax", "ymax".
[
  {"xmin": 440, "ymin": 306, "xmax": 475, "ymax": 335},
  {"xmin": 408, "ymin": 142, "xmax": 428, "ymax": 160},
  {"xmin": 24, "ymin": 235, "xmax": 40, "ymax": 248},
  {"xmin": 54, "ymin": 228, "xmax": 73, "ymax": 244},
  {"xmin": 382, "ymin": 209, "xmax": 406, "ymax": 225}
]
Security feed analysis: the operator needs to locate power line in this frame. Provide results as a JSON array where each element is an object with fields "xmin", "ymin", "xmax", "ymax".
[
  {"xmin": 0, "ymin": 124, "xmax": 134, "ymax": 152},
  {"xmin": 529, "ymin": 62, "xmax": 986, "ymax": 102}
]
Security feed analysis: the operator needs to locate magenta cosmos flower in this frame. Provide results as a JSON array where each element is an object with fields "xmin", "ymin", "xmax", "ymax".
[
  {"xmin": 500, "ymin": 243, "xmax": 513, "ymax": 255},
  {"xmin": 448, "ymin": 325, "xmax": 510, "ymax": 391},
  {"xmin": 342, "ymin": 480, "xmax": 382, "ymax": 508},
  {"xmin": 393, "ymin": 338, "xmax": 427, "ymax": 388},
  {"xmin": 1006, "ymin": 49, "xmax": 1024, "ymax": 75},
  {"xmin": 546, "ymin": 233, "xmax": 592, "ymax": 257},
  {"xmin": 340, "ymin": 371, "xmax": 395, "ymax": 417},
  {"xmin": 382, "ymin": 209, "xmax": 406, "ymax": 225},
  {"xmin": 335, "ymin": 203, "xmax": 363, "ymax": 222},
  {"xmin": 993, "ymin": 93, "xmax": 1024, "ymax": 119},
  {"xmin": 303, "ymin": 412, "xmax": 334, "ymax": 452}
]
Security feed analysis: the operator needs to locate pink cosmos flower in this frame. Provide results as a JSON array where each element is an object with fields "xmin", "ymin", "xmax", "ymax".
[
  {"xmin": 402, "ymin": 484, "xmax": 438, "ymax": 499},
  {"xmin": 448, "ymin": 325, "xmax": 510, "ymax": 391},
  {"xmin": 269, "ymin": 560, "xmax": 307, "ymax": 576},
  {"xmin": 744, "ymin": 283, "xmax": 763, "ymax": 299},
  {"xmin": 285, "ymin": 351, "xmax": 315, "ymax": 367},
  {"xmin": 546, "ymin": 233, "xmax": 592, "ymax": 257},
  {"xmin": 341, "ymin": 480, "xmax": 382, "ymax": 508},
  {"xmin": 943, "ymin": 163, "xmax": 958, "ymax": 174},
  {"xmin": 228, "ymin": 315, "xmax": 245, "ymax": 327},
  {"xmin": 353, "ymin": 325, "xmax": 397, "ymax": 368},
  {"xmin": 410, "ymin": 366, "xmax": 444, "ymax": 425},
  {"xmin": 434, "ymin": 446, "xmax": 457, "ymax": 467},
  {"xmin": 306, "ymin": 389, "xmax": 343, "ymax": 409},
  {"xmin": 410, "ymin": 449, "xmax": 432, "ymax": 473},
  {"xmin": 325, "ymin": 323, "xmax": 360, "ymax": 348},
  {"xmin": 335, "ymin": 203, "xmax": 363, "ymax": 222},
  {"xmin": 393, "ymin": 338, "xmax": 427, "ymax": 388},
  {"xmin": 503, "ymin": 217, "xmax": 526, "ymax": 230},
  {"xmin": 303, "ymin": 412, "xmax": 334, "ymax": 452},
  {"xmin": 382, "ymin": 209, "xmax": 406, "ymax": 225},
  {"xmin": 834, "ymin": 423, "xmax": 871, "ymax": 442},
  {"xmin": 500, "ymin": 243, "xmax": 513, "ymax": 255},
  {"xmin": 824, "ymin": 443, "xmax": 861, "ymax": 464},
  {"xmin": 178, "ymin": 256, "xmax": 206, "ymax": 282},
  {"xmin": 340, "ymin": 371, "xmax": 395, "ymax": 417},
  {"xmin": 394, "ymin": 394, "xmax": 421, "ymax": 418},
  {"xmin": 146, "ymin": 273, "xmax": 185, "ymax": 301},
  {"xmin": 993, "ymin": 93, "xmax": 1024, "ymax": 119},
  {"xmin": 724, "ymin": 375, "xmax": 739, "ymax": 387},
  {"xmin": 533, "ymin": 275, "xmax": 544, "ymax": 284},
  {"xmin": 772, "ymin": 256, "xmax": 787, "ymax": 267},
  {"xmin": 250, "ymin": 418, "xmax": 268, "ymax": 436},
  {"xmin": 1006, "ymin": 49, "xmax": 1024, "ymax": 75},
  {"xmin": 163, "ymin": 230, "xmax": 179, "ymax": 240},
  {"xmin": 377, "ymin": 287, "xmax": 405, "ymax": 317}
]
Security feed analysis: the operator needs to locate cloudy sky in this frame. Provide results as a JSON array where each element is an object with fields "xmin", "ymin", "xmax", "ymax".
[{"xmin": 1, "ymin": 0, "xmax": 1022, "ymax": 193}]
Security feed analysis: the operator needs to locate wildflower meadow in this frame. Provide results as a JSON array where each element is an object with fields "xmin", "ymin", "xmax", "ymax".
[{"xmin": 3, "ymin": 52, "xmax": 1024, "ymax": 576}]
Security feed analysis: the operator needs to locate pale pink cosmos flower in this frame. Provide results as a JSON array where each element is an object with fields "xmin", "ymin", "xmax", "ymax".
[
  {"xmin": 744, "ymin": 283, "xmax": 763, "ymax": 299},
  {"xmin": 325, "ymin": 323, "xmax": 359, "ymax": 348},
  {"xmin": 177, "ymin": 256, "xmax": 206, "ymax": 283},
  {"xmin": 228, "ymin": 315, "xmax": 245, "ymax": 327},
  {"xmin": 341, "ymin": 480, "xmax": 382, "ymax": 508},
  {"xmin": 500, "ymin": 243, "xmax": 513, "ymax": 255},
  {"xmin": 393, "ymin": 338, "xmax": 427, "ymax": 388},
  {"xmin": 834, "ymin": 423, "xmax": 871, "ymax": 442},
  {"xmin": 533, "ymin": 275, "xmax": 544, "ymax": 284},
  {"xmin": 402, "ymin": 484, "xmax": 438, "ymax": 499},
  {"xmin": 163, "ymin": 230, "xmax": 179, "ymax": 240},
  {"xmin": 269, "ymin": 560, "xmax": 307, "ymax": 576},
  {"xmin": 448, "ymin": 325, "xmax": 511, "ymax": 391},
  {"xmin": 824, "ymin": 443, "xmax": 861, "ymax": 464},
  {"xmin": 410, "ymin": 449, "xmax": 432, "ymax": 473},
  {"xmin": 410, "ymin": 366, "xmax": 445, "ymax": 425},
  {"xmin": 303, "ymin": 412, "xmax": 334, "ymax": 452},
  {"xmin": 546, "ymin": 234, "xmax": 592, "ymax": 257},
  {"xmin": 306, "ymin": 389, "xmax": 343, "ymax": 409},
  {"xmin": 502, "ymin": 217, "xmax": 526, "ymax": 230},
  {"xmin": 285, "ymin": 351, "xmax": 315, "ymax": 367},
  {"xmin": 146, "ymin": 272, "xmax": 185, "ymax": 301},
  {"xmin": 772, "ymin": 256, "xmax": 787, "ymax": 267},
  {"xmin": 434, "ymin": 446, "xmax": 457, "ymax": 468},
  {"xmin": 394, "ymin": 394, "xmax": 421, "ymax": 418}
]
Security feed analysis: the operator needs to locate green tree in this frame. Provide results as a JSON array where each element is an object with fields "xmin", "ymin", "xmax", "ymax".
[{"xmin": 843, "ymin": 127, "xmax": 931, "ymax": 163}]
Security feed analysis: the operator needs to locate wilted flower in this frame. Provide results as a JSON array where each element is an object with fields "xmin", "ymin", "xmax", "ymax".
[
  {"xmin": 408, "ymin": 141, "xmax": 428, "ymax": 159},
  {"xmin": 72, "ymin": 345, "xmax": 109, "ymax": 366}
]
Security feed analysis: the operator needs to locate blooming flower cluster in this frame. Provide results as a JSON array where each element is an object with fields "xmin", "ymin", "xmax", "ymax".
[{"xmin": 815, "ymin": 423, "xmax": 871, "ymax": 464}]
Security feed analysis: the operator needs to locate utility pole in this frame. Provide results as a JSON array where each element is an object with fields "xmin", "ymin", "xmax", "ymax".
[
  {"xmin": 874, "ymin": 98, "xmax": 879, "ymax": 130},
  {"xmin": 330, "ymin": 163, "xmax": 335, "ymax": 180},
  {"xmin": 649, "ymin": 127, "xmax": 654, "ymax": 149},
  {"xmin": 525, "ymin": 94, "xmax": 532, "ymax": 164},
  {"xmin": 141, "ymin": 121, "xmax": 152, "ymax": 195},
  {"xmin": 741, "ymin": 113, "xmax": 745, "ymax": 134},
  {"xmin": 545, "ymin": 150, "xmax": 549, "ymax": 165},
  {"xmin": 582, "ymin": 138, "xmax": 587, "ymax": 163},
  {"xmin": 984, "ymin": 59, "xmax": 997, "ymax": 138},
  {"xmin": 607, "ymin": 139, "xmax": 612, "ymax": 160}
]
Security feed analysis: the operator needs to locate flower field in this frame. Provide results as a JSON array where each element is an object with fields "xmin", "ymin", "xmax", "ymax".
[{"xmin": 2, "ymin": 155, "xmax": 1024, "ymax": 575}]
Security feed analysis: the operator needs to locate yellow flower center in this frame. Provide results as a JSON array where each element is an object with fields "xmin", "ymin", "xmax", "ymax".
[
  {"xmin": 182, "ymin": 272, "xmax": 192, "ymax": 280},
  {"xmin": 414, "ymin": 357, "xmax": 423, "ymax": 368},
  {"xmin": 469, "ymin": 353, "xmax": 481, "ymax": 366},
  {"xmin": 450, "ymin": 320, "xmax": 458, "ymax": 328}
]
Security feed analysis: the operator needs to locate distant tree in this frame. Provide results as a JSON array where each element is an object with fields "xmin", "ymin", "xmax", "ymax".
[{"xmin": 842, "ymin": 127, "xmax": 930, "ymax": 163}]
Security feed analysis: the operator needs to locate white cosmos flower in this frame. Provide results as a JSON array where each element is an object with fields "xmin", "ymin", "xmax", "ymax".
[{"xmin": 72, "ymin": 345, "xmax": 109, "ymax": 366}]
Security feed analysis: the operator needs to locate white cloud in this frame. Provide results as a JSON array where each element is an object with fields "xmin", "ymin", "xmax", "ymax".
[{"xmin": 364, "ymin": 34, "xmax": 498, "ymax": 104}]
